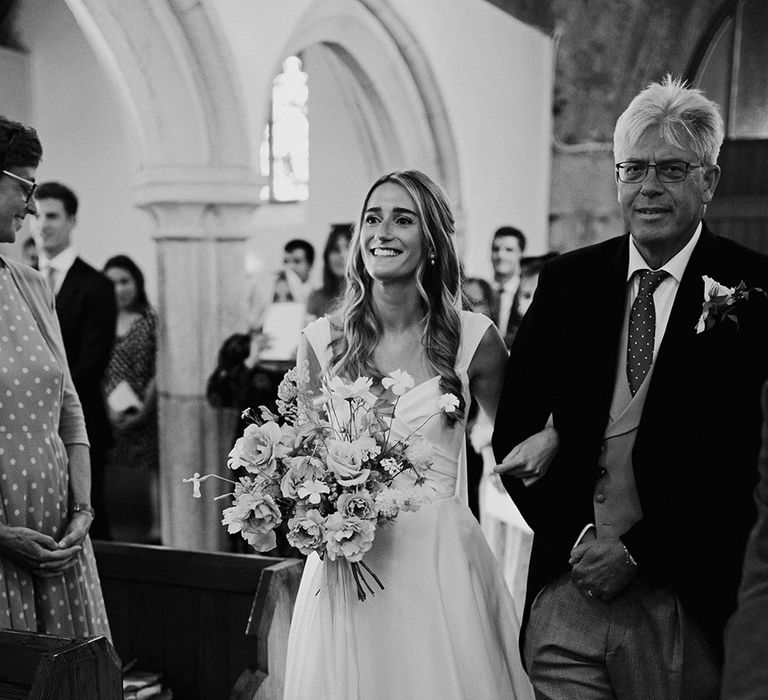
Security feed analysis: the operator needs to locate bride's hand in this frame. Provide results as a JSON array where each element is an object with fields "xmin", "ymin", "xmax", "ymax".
[{"xmin": 494, "ymin": 425, "xmax": 559, "ymax": 486}]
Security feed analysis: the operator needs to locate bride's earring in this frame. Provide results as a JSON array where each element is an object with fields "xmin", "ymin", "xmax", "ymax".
[{"xmin": 428, "ymin": 251, "xmax": 436, "ymax": 265}]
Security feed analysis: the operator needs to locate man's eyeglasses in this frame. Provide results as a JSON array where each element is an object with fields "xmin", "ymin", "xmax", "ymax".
[
  {"xmin": 615, "ymin": 160, "xmax": 704, "ymax": 184},
  {"xmin": 2, "ymin": 170, "xmax": 37, "ymax": 203}
]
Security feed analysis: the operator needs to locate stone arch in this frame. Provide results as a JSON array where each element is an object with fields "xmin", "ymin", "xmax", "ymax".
[
  {"xmin": 277, "ymin": 0, "xmax": 462, "ymax": 209},
  {"xmin": 64, "ymin": 0, "xmax": 258, "ymax": 203},
  {"xmin": 62, "ymin": 0, "xmax": 260, "ymax": 549}
]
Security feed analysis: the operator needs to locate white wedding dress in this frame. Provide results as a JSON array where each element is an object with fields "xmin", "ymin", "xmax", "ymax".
[{"xmin": 283, "ymin": 311, "xmax": 533, "ymax": 700}]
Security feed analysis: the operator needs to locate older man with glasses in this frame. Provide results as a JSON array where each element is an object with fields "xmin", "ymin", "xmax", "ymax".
[{"xmin": 493, "ymin": 75, "xmax": 768, "ymax": 699}]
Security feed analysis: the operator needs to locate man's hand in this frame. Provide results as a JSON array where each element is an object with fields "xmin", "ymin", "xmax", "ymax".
[
  {"xmin": 0, "ymin": 525, "xmax": 81, "ymax": 577},
  {"xmin": 569, "ymin": 536, "xmax": 637, "ymax": 601},
  {"xmin": 110, "ymin": 408, "xmax": 143, "ymax": 431},
  {"xmin": 494, "ymin": 425, "xmax": 559, "ymax": 485}
]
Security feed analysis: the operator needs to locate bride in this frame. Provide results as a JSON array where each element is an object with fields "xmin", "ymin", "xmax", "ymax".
[{"xmin": 283, "ymin": 170, "xmax": 553, "ymax": 699}]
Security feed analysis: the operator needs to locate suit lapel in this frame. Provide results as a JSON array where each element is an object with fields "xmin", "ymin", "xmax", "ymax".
[
  {"xmin": 641, "ymin": 229, "xmax": 717, "ymax": 425},
  {"xmin": 584, "ymin": 237, "xmax": 631, "ymax": 433},
  {"xmin": 56, "ymin": 257, "xmax": 81, "ymax": 304}
]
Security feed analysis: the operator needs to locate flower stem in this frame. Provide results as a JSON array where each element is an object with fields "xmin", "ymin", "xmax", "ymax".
[
  {"xmin": 358, "ymin": 560, "xmax": 385, "ymax": 592},
  {"xmin": 350, "ymin": 561, "xmax": 367, "ymax": 601}
]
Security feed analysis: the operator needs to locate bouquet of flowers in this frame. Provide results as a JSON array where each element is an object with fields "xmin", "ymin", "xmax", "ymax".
[{"xmin": 185, "ymin": 362, "xmax": 460, "ymax": 600}]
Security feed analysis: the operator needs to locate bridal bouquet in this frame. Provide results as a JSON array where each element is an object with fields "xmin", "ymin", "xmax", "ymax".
[{"xmin": 185, "ymin": 362, "xmax": 459, "ymax": 600}]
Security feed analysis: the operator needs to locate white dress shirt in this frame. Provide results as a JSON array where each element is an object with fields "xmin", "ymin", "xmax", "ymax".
[
  {"xmin": 39, "ymin": 246, "xmax": 77, "ymax": 296},
  {"xmin": 625, "ymin": 222, "xmax": 701, "ymax": 362}
]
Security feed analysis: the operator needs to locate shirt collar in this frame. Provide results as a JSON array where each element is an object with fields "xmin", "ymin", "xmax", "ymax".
[
  {"xmin": 627, "ymin": 222, "xmax": 702, "ymax": 283},
  {"xmin": 40, "ymin": 246, "xmax": 77, "ymax": 273},
  {"xmin": 494, "ymin": 276, "xmax": 518, "ymax": 293}
]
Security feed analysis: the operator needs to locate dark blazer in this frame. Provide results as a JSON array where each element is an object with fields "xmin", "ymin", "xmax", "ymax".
[
  {"xmin": 493, "ymin": 226, "xmax": 768, "ymax": 658},
  {"xmin": 721, "ymin": 381, "xmax": 768, "ymax": 698},
  {"xmin": 55, "ymin": 256, "xmax": 117, "ymax": 458}
]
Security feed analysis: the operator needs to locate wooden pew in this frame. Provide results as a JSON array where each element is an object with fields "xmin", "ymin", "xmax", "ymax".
[
  {"xmin": 92, "ymin": 541, "xmax": 304, "ymax": 700},
  {"xmin": 0, "ymin": 630, "xmax": 121, "ymax": 699}
]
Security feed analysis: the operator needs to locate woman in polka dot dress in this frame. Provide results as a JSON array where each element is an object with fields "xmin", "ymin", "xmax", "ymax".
[{"xmin": 0, "ymin": 116, "xmax": 110, "ymax": 638}]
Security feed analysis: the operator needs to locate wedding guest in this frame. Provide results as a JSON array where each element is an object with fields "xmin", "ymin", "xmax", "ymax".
[
  {"xmin": 246, "ymin": 237, "xmax": 316, "ymax": 337},
  {"xmin": 0, "ymin": 115, "xmax": 110, "ymax": 637},
  {"xmin": 284, "ymin": 170, "xmax": 555, "ymax": 700},
  {"xmin": 490, "ymin": 226, "xmax": 526, "ymax": 349},
  {"xmin": 307, "ymin": 223, "xmax": 353, "ymax": 319},
  {"xmin": 464, "ymin": 276, "xmax": 494, "ymax": 318},
  {"xmin": 22, "ymin": 235, "xmax": 38, "ymax": 269},
  {"xmin": 494, "ymin": 76, "xmax": 768, "ymax": 699},
  {"xmin": 103, "ymin": 255, "xmax": 160, "ymax": 543},
  {"xmin": 248, "ymin": 237, "xmax": 316, "ymax": 362},
  {"xmin": 721, "ymin": 381, "xmax": 768, "ymax": 699},
  {"xmin": 33, "ymin": 181, "xmax": 116, "ymax": 540},
  {"xmin": 269, "ymin": 237, "xmax": 315, "ymax": 307}
]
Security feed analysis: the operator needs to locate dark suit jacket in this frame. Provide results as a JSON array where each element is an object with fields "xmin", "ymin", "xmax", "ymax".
[
  {"xmin": 493, "ymin": 226, "xmax": 768, "ymax": 658},
  {"xmin": 721, "ymin": 381, "xmax": 768, "ymax": 698},
  {"xmin": 55, "ymin": 256, "xmax": 117, "ymax": 458}
]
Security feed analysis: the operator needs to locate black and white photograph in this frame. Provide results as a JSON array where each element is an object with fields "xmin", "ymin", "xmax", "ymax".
[{"xmin": 1, "ymin": 1, "xmax": 766, "ymax": 698}]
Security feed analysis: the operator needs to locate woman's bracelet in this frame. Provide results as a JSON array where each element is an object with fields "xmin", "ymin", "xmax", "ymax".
[{"xmin": 68, "ymin": 502, "xmax": 95, "ymax": 519}]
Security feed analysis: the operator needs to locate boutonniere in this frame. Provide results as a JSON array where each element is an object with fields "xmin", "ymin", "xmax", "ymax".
[{"xmin": 695, "ymin": 275, "xmax": 766, "ymax": 334}]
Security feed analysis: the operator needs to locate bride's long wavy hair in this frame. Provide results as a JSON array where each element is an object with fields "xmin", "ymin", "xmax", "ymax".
[{"xmin": 331, "ymin": 170, "xmax": 465, "ymax": 425}]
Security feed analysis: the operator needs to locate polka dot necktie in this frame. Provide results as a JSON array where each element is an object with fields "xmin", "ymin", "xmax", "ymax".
[{"xmin": 626, "ymin": 269, "xmax": 667, "ymax": 395}]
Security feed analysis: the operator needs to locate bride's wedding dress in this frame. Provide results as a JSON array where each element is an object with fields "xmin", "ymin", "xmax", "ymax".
[{"xmin": 283, "ymin": 311, "xmax": 533, "ymax": 700}]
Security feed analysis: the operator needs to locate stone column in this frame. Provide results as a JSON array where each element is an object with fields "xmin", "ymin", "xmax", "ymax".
[{"xmin": 137, "ymin": 180, "xmax": 260, "ymax": 550}]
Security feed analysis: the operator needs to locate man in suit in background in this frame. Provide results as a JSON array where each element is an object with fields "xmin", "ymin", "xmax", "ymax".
[
  {"xmin": 490, "ymin": 225, "xmax": 526, "ymax": 349},
  {"xmin": 493, "ymin": 76, "xmax": 768, "ymax": 699},
  {"xmin": 33, "ymin": 182, "xmax": 116, "ymax": 540},
  {"xmin": 722, "ymin": 380, "xmax": 768, "ymax": 699}
]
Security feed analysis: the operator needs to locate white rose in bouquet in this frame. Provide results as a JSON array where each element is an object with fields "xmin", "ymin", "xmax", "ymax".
[
  {"xmin": 227, "ymin": 421, "xmax": 284, "ymax": 475},
  {"xmin": 324, "ymin": 513, "xmax": 376, "ymax": 562},
  {"xmin": 222, "ymin": 492, "xmax": 282, "ymax": 551},
  {"xmin": 287, "ymin": 508, "xmax": 326, "ymax": 555},
  {"xmin": 326, "ymin": 438, "xmax": 371, "ymax": 486}
]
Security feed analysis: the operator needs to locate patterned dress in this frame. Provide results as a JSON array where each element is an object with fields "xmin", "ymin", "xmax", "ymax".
[
  {"xmin": 103, "ymin": 308, "xmax": 158, "ymax": 472},
  {"xmin": 0, "ymin": 264, "xmax": 110, "ymax": 637}
]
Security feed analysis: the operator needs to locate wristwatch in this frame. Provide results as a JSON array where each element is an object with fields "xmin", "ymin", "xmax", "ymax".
[
  {"xmin": 622, "ymin": 543, "xmax": 637, "ymax": 568},
  {"xmin": 68, "ymin": 502, "xmax": 95, "ymax": 518}
]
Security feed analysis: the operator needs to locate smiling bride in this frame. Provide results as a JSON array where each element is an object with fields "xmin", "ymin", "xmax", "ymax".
[{"xmin": 282, "ymin": 170, "xmax": 554, "ymax": 700}]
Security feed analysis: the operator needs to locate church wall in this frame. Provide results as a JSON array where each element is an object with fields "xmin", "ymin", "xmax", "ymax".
[
  {"xmin": 16, "ymin": 0, "xmax": 157, "ymax": 300},
  {"xmin": 209, "ymin": 0, "xmax": 553, "ymax": 283},
  {"xmin": 244, "ymin": 43, "xmax": 373, "ymax": 303},
  {"xmin": 0, "ymin": 46, "xmax": 33, "ymax": 260},
  {"xmin": 387, "ymin": 0, "xmax": 552, "ymax": 274}
]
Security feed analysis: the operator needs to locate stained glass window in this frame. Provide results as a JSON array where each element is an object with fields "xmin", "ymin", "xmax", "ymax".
[{"xmin": 260, "ymin": 56, "xmax": 309, "ymax": 202}]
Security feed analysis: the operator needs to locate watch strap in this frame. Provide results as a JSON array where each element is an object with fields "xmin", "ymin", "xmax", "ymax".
[{"xmin": 68, "ymin": 502, "xmax": 95, "ymax": 518}]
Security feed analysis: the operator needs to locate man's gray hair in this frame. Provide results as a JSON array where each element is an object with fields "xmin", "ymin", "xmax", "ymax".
[{"xmin": 613, "ymin": 74, "xmax": 725, "ymax": 164}]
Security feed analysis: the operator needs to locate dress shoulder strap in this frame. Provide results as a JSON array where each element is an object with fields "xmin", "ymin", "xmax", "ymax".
[
  {"xmin": 302, "ymin": 317, "xmax": 333, "ymax": 372},
  {"xmin": 456, "ymin": 310, "xmax": 494, "ymax": 373}
]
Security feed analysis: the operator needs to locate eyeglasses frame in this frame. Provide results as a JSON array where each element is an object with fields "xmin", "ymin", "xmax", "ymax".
[
  {"xmin": 2, "ymin": 169, "xmax": 37, "ymax": 203},
  {"xmin": 615, "ymin": 160, "xmax": 705, "ymax": 184}
]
